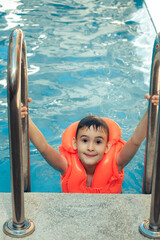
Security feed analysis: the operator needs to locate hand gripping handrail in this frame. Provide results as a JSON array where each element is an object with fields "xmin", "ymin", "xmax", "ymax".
[
  {"xmin": 3, "ymin": 29, "xmax": 35, "ymax": 237},
  {"xmin": 139, "ymin": 33, "xmax": 160, "ymax": 238}
]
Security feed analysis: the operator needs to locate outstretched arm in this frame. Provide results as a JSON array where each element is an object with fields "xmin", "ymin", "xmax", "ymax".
[
  {"xmin": 22, "ymin": 100, "xmax": 68, "ymax": 175},
  {"xmin": 117, "ymin": 94, "xmax": 159, "ymax": 172},
  {"xmin": 29, "ymin": 118, "xmax": 68, "ymax": 175}
]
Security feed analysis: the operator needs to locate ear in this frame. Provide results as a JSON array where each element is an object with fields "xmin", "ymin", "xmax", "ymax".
[
  {"xmin": 105, "ymin": 142, "xmax": 111, "ymax": 154},
  {"xmin": 72, "ymin": 137, "xmax": 78, "ymax": 150}
]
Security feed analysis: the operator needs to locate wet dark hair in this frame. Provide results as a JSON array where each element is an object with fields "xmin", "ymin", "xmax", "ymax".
[{"xmin": 76, "ymin": 116, "xmax": 109, "ymax": 141}]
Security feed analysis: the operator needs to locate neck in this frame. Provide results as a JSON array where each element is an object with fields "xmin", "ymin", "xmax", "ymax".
[
  {"xmin": 80, "ymin": 161, "xmax": 97, "ymax": 175},
  {"xmin": 81, "ymin": 161, "xmax": 97, "ymax": 187}
]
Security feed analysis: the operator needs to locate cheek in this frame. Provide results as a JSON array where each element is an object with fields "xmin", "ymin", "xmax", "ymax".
[
  {"xmin": 97, "ymin": 145, "xmax": 107, "ymax": 155},
  {"xmin": 77, "ymin": 149, "xmax": 84, "ymax": 160},
  {"xmin": 76, "ymin": 143, "xmax": 84, "ymax": 154},
  {"xmin": 77, "ymin": 141, "xmax": 86, "ymax": 150}
]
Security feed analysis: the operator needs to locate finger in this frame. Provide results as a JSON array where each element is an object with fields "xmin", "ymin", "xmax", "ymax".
[
  {"xmin": 28, "ymin": 98, "xmax": 32, "ymax": 103},
  {"xmin": 152, "ymin": 102, "xmax": 159, "ymax": 106},
  {"xmin": 151, "ymin": 95, "xmax": 159, "ymax": 105},
  {"xmin": 152, "ymin": 95, "xmax": 159, "ymax": 100},
  {"xmin": 21, "ymin": 112, "xmax": 28, "ymax": 118},
  {"xmin": 21, "ymin": 106, "xmax": 27, "ymax": 112},
  {"xmin": 144, "ymin": 93, "xmax": 151, "ymax": 100},
  {"xmin": 151, "ymin": 100, "xmax": 159, "ymax": 106}
]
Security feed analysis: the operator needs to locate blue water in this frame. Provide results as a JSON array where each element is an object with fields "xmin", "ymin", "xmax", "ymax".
[{"xmin": 0, "ymin": 0, "xmax": 155, "ymax": 193}]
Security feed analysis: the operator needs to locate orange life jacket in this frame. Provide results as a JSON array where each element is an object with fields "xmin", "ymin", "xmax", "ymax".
[{"xmin": 59, "ymin": 118, "xmax": 125, "ymax": 193}]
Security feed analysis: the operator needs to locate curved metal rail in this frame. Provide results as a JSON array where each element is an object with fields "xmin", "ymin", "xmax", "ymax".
[
  {"xmin": 143, "ymin": 33, "xmax": 160, "ymax": 194},
  {"xmin": 3, "ymin": 29, "xmax": 34, "ymax": 238},
  {"xmin": 140, "ymin": 33, "xmax": 160, "ymax": 238}
]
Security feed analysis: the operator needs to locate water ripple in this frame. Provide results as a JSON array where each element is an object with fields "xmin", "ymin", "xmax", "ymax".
[{"xmin": 0, "ymin": 0, "xmax": 155, "ymax": 193}]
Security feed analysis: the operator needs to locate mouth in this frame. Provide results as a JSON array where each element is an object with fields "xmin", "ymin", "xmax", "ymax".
[{"xmin": 84, "ymin": 153, "xmax": 97, "ymax": 158}]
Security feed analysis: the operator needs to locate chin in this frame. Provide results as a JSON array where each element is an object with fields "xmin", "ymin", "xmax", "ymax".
[{"xmin": 84, "ymin": 160, "xmax": 99, "ymax": 166}]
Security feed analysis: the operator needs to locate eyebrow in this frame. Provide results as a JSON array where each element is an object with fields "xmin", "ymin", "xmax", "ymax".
[
  {"xmin": 80, "ymin": 135, "xmax": 88, "ymax": 138},
  {"xmin": 95, "ymin": 136, "xmax": 105, "ymax": 140},
  {"xmin": 80, "ymin": 135, "xmax": 105, "ymax": 140}
]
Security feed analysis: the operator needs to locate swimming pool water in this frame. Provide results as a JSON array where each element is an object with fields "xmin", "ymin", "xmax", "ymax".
[{"xmin": 0, "ymin": 0, "xmax": 155, "ymax": 193}]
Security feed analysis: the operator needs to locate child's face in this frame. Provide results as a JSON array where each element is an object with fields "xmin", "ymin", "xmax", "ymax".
[{"xmin": 73, "ymin": 126, "xmax": 109, "ymax": 167}]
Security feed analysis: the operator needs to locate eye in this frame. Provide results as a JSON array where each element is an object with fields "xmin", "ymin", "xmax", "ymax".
[
  {"xmin": 96, "ymin": 140, "xmax": 102, "ymax": 144},
  {"xmin": 81, "ymin": 138, "xmax": 88, "ymax": 143}
]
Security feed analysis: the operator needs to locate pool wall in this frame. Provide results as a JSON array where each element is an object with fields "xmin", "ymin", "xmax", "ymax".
[{"xmin": 0, "ymin": 193, "xmax": 151, "ymax": 239}]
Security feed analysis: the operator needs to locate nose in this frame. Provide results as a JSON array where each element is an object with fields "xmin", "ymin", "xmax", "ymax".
[{"xmin": 87, "ymin": 141, "xmax": 94, "ymax": 151}]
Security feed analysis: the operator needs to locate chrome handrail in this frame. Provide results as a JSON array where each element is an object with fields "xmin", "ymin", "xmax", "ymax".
[
  {"xmin": 3, "ymin": 29, "xmax": 34, "ymax": 238},
  {"xmin": 21, "ymin": 37, "xmax": 31, "ymax": 193},
  {"xmin": 142, "ymin": 33, "xmax": 160, "ymax": 194},
  {"xmin": 140, "ymin": 33, "xmax": 160, "ymax": 238}
]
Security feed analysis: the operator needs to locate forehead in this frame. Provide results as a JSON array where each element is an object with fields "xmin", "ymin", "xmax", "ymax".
[{"xmin": 77, "ymin": 126, "xmax": 108, "ymax": 138}]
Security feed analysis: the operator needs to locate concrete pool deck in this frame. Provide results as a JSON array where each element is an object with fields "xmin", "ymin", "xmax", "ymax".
[{"xmin": 0, "ymin": 193, "xmax": 153, "ymax": 240}]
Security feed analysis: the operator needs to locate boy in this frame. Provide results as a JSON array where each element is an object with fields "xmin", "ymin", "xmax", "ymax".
[{"xmin": 22, "ymin": 94, "xmax": 159, "ymax": 193}]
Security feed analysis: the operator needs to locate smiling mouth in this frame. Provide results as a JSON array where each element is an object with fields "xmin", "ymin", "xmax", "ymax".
[{"xmin": 84, "ymin": 153, "xmax": 97, "ymax": 158}]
